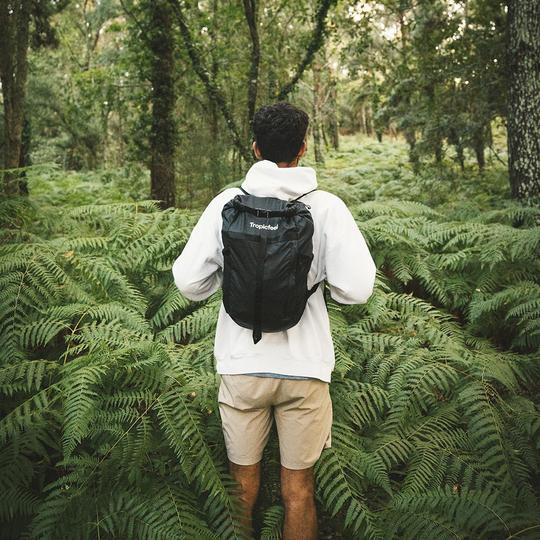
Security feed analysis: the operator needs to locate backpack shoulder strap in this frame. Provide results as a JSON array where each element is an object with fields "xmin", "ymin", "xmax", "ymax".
[
  {"xmin": 291, "ymin": 187, "xmax": 318, "ymax": 202},
  {"xmin": 307, "ymin": 279, "xmax": 324, "ymax": 299},
  {"xmin": 239, "ymin": 186, "xmax": 250, "ymax": 195}
]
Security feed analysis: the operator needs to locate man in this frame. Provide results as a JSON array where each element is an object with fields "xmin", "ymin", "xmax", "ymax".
[{"xmin": 172, "ymin": 102, "xmax": 377, "ymax": 539}]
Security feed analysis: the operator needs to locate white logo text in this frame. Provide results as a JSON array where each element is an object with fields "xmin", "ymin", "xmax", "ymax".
[{"xmin": 250, "ymin": 221, "xmax": 278, "ymax": 231}]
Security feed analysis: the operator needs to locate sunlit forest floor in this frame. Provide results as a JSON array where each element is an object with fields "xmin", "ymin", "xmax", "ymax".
[
  {"xmin": 311, "ymin": 134, "xmax": 510, "ymax": 217},
  {"xmin": 28, "ymin": 132, "xmax": 511, "ymax": 216}
]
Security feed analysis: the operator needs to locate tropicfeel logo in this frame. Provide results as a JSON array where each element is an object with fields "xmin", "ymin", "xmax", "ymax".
[{"xmin": 249, "ymin": 221, "xmax": 278, "ymax": 231}]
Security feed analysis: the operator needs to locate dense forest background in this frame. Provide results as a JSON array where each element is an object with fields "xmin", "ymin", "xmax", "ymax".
[
  {"xmin": 2, "ymin": 0, "xmax": 539, "ymax": 205},
  {"xmin": 1, "ymin": 0, "xmax": 539, "ymax": 539}
]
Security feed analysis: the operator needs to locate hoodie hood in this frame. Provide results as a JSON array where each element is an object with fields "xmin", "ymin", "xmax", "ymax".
[{"xmin": 241, "ymin": 159, "xmax": 318, "ymax": 201}]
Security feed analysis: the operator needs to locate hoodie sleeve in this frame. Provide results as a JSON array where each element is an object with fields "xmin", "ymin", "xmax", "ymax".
[
  {"xmin": 171, "ymin": 193, "xmax": 226, "ymax": 302},
  {"xmin": 324, "ymin": 196, "xmax": 376, "ymax": 304}
]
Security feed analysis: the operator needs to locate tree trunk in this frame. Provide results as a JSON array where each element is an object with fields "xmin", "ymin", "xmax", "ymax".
[
  {"xmin": 507, "ymin": 0, "xmax": 540, "ymax": 203},
  {"xmin": 358, "ymin": 105, "xmax": 365, "ymax": 135},
  {"xmin": 17, "ymin": 112, "xmax": 30, "ymax": 195},
  {"xmin": 326, "ymin": 67, "xmax": 339, "ymax": 150},
  {"xmin": 149, "ymin": 0, "xmax": 176, "ymax": 209},
  {"xmin": 472, "ymin": 125, "xmax": 485, "ymax": 172},
  {"xmin": 209, "ymin": 0, "xmax": 221, "ymax": 192},
  {"xmin": 426, "ymin": 82, "xmax": 443, "ymax": 163},
  {"xmin": 449, "ymin": 128, "xmax": 465, "ymax": 172},
  {"xmin": 0, "ymin": 0, "xmax": 31, "ymax": 196},
  {"xmin": 243, "ymin": 0, "xmax": 259, "ymax": 141},
  {"xmin": 312, "ymin": 59, "xmax": 324, "ymax": 164},
  {"xmin": 365, "ymin": 105, "xmax": 373, "ymax": 136},
  {"xmin": 405, "ymin": 129, "xmax": 419, "ymax": 172},
  {"xmin": 322, "ymin": 123, "xmax": 329, "ymax": 150}
]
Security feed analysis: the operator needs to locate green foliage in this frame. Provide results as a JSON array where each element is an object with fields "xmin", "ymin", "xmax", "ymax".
[
  {"xmin": 1, "ymin": 138, "xmax": 539, "ymax": 539},
  {"xmin": 337, "ymin": 0, "xmax": 508, "ymax": 175}
]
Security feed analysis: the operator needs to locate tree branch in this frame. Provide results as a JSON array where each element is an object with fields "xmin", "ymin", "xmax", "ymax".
[
  {"xmin": 168, "ymin": 0, "xmax": 252, "ymax": 163},
  {"xmin": 118, "ymin": 0, "xmax": 151, "ymax": 47},
  {"xmin": 275, "ymin": 0, "xmax": 337, "ymax": 101}
]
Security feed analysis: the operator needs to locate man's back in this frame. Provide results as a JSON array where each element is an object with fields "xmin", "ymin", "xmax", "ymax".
[{"xmin": 172, "ymin": 158, "xmax": 377, "ymax": 383}]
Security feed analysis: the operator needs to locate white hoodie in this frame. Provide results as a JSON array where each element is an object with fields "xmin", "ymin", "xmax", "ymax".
[{"xmin": 172, "ymin": 159, "xmax": 377, "ymax": 382}]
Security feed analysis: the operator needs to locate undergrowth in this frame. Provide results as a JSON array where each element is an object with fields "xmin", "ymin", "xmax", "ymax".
[{"xmin": 1, "ymin": 135, "xmax": 539, "ymax": 539}]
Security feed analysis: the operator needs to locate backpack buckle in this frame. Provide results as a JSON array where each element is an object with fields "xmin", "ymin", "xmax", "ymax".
[{"xmin": 255, "ymin": 208, "xmax": 270, "ymax": 218}]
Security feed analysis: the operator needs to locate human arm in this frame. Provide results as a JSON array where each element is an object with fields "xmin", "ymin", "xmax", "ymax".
[
  {"xmin": 171, "ymin": 193, "xmax": 227, "ymax": 301},
  {"xmin": 324, "ymin": 197, "xmax": 377, "ymax": 304}
]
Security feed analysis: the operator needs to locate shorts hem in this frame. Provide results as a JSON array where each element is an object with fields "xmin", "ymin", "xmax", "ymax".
[
  {"xmin": 227, "ymin": 455, "xmax": 263, "ymax": 466},
  {"xmin": 280, "ymin": 460, "xmax": 317, "ymax": 470},
  {"xmin": 280, "ymin": 445, "xmax": 332, "ymax": 470}
]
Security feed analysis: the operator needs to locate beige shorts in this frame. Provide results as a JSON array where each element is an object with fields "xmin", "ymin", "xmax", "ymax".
[{"xmin": 217, "ymin": 374, "xmax": 332, "ymax": 470}]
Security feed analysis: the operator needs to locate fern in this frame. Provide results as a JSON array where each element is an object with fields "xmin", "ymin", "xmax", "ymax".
[{"xmin": 1, "ymin": 147, "xmax": 539, "ymax": 539}]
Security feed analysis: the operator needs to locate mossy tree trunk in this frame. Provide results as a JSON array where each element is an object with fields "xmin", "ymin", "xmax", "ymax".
[
  {"xmin": 507, "ymin": 0, "xmax": 540, "ymax": 203},
  {"xmin": 0, "ymin": 0, "xmax": 30, "ymax": 196},
  {"xmin": 149, "ymin": 0, "xmax": 176, "ymax": 209}
]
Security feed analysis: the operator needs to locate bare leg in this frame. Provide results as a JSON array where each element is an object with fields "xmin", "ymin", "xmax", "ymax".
[
  {"xmin": 281, "ymin": 464, "xmax": 318, "ymax": 540},
  {"xmin": 228, "ymin": 459, "xmax": 261, "ymax": 538}
]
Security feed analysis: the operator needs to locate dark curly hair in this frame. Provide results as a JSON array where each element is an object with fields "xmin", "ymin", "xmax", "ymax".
[{"xmin": 251, "ymin": 102, "xmax": 309, "ymax": 163}]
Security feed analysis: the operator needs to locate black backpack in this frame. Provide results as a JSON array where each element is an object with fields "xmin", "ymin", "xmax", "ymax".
[{"xmin": 221, "ymin": 186, "xmax": 324, "ymax": 344}]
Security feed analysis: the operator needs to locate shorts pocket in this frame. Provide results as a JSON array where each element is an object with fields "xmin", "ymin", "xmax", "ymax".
[{"xmin": 217, "ymin": 375, "xmax": 237, "ymax": 408}]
